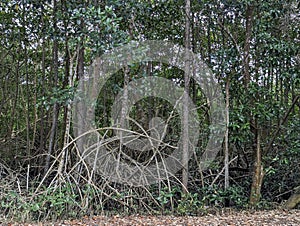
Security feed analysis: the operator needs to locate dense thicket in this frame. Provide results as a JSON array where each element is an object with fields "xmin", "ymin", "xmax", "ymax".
[{"xmin": 0, "ymin": 0, "xmax": 299, "ymax": 221}]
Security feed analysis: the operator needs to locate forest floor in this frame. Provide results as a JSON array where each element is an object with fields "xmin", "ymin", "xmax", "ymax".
[{"xmin": 3, "ymin": 209, "xmax": 300, "ymax": 226}]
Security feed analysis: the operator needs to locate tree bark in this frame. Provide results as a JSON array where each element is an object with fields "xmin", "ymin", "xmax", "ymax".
[
  {"xmin": 249, "ymin": 133, "xmax": 265, "ymax": 206},
  {"xmin": 224, "ymin": 77, "xmax": 230, "ymax": 189},
  {"xmin": 182, "ymin": 0, "xmax": 191, "ymax": 194},
  {"xmin": 76, "ymin": 17, "xmax": 86, "ymax": 154},
  {"xmin": 44, "ymin": 0, "xmax": 59, "ymax": 175},
  {"xmin": 284, "ymin": 186, "xmax": 300, "ymax": 209},
  {"xmin": 243, "ymin": 5, "xmax": 254, "ymax": 86}
]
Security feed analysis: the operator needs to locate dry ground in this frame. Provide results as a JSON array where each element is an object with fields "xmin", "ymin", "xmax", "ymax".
[{"xmin": 3, "ymin": 209, "xmax": 300, "ymax": 226}]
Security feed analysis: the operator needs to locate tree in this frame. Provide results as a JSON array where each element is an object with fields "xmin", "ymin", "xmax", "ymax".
[
  {"xmin": 182, "ymin": 0, "xmax": 191, "ymax": 194},
  {"xmin": 0, "ymin": 0, "xmax": 299, "ymax": 220}
]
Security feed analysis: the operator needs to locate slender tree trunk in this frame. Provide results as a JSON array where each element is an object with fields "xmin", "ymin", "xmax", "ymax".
[
  {"xmin": 76, "ymin": 17, "xmax": 86, "ymax": 154},
  {"xmin": 249, "ymin": 132, "xmax": 264, "ymax": 205},
  {"xmin": 224, "ymin": 77, "xmax": 230, "ymax": 189},
  {"xmin": 39, "ymin": 21, "xmax": 46, "ymax": 154},
  {"xmin": 243, "ymin": 4, "xmax": 265, "ymax": 206},
  {"xmin": 24, "ymin": 38, "xmax": 31, "ymax": 156},
  {"xmin": 45, "ymin": 0, "xmax": 59, "ymax": 174},
  {"xmin": 243, "ymin": 5, "xmax": 254, "ymax": 86},
  {"xmin": 117, "ymin": 65, "xmax": 129, "ymax": 175},
  {"xmin": 207, "ymin": 10, "xmax": 211, "ymax": 65},
  {"xmin": 38, "ymin": 15, "xmax": 47, "ymax": 174},
  {"xmin": 182, "ymin": 0, "xmax": 191, "ymax": 194},
  {"xmin": 8, "ymin": 60, "xmax": 19, "ymax": 139},
  {"xmin": 57, "ymin": 4, "xmax": 75, "ymax": 176},
  {"xmin": 60, "ymin": 7, "xmax": 71, "ymax": 150}
]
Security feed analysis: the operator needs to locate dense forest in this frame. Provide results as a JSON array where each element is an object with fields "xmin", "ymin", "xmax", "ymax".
[{"xmin": 0, "ymin": 0, "xmax": 299, "ymax": 222}]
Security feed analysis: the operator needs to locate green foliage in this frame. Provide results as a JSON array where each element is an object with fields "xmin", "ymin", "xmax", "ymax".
[
  {"xmin": 0, "ymin": 183, "xmax": 88, "ymax": 221},
  {"xmin": 156, "ymin": 186, "xmax": 178, "ymax": 211},
  {"xmin": 155, "ymin": 185, "xmax": 249, "ymax": 215},
  {"xmin": 156, "ymin": 186, "xmax": 204, "ymax": 215},
  {"xmin": 37, "ymin": 86, "xmax": 76, "ymax": 109},
  {"xmin": 177, "ymin": 192, "xmax": 203, "ymax": 215},
  {"xmin": 224, "ymin": 186, "xmax": 249, "ymax": 208},
  {"xmin": 200, "ymin": 186, "xmax": 225, "ymax": 207},
  {"xmin": 199, "ymin": 185, "xmax": 248, "ymax": 208},
  {"xmin": 263, "ymin": 115, "xmax": 300, "ymax": 202},
  {"xmin": 0, "ymin": 0, "xmax": 299, "ymax": 222}
]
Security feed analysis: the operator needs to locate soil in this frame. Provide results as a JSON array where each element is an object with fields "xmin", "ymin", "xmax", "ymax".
[{"xmin": 3, "ymin": 209, "xmax": 300, "ymax": 226}]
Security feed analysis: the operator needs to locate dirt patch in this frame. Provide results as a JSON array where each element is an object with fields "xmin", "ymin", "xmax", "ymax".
[{"xmin": 3, "ymin": 209, "xmax": 300, "ymax": 226}]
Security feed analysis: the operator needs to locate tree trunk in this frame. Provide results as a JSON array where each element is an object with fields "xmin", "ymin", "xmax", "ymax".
[
  {"xmin": 243, "ymin": 5, "xmax": 254, "ymax": 86},
  {"xmin": 224, "ymin": 77, "xmax": 230, "ymax": 189},
  {"xmin": 284, "ymin": 186, "xmax": 300, "ymax": 209},
  {"xmin": 182, "ymin": 0, "xmax": 191, "ymax": 194},
  {"xmin": 76, "ymin": 18, "xmax": 86, "ymax": 154},
  {"xmin": 249, "ymin": 133, "xmax": 265, "ymax": 206},
  {"xmin": 44, "ymin": 0, "xmax": 59, "ymax": 175}
]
